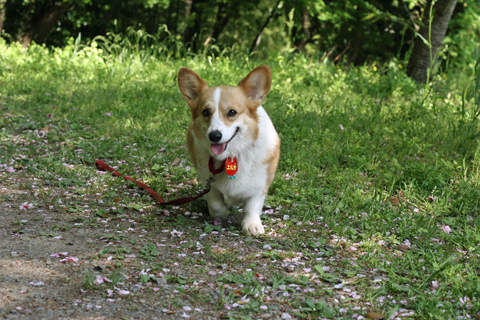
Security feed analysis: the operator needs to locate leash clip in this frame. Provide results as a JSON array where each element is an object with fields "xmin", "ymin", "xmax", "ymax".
[{"xmin": 205, "ymin": 173, "xmax": 216, "ymax": 191}]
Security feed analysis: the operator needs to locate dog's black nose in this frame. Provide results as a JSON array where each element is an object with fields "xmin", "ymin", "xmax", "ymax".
[{"xmin": 209, "ymin": 130, "xmax": 222, "ymax": 143}]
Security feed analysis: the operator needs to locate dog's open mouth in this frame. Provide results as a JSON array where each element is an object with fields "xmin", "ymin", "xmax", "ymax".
[{"xmin": 211, "ymin": 128, "xmax": 239, "ymax": 155}]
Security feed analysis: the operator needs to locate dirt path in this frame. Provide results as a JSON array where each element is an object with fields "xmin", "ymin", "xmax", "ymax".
[
  {"xmin": 1, "ymin": 183, "xmax": 123, "ymax": 319},
  {"xmin": 0, "ymin": 173, "xmax": 369, "ymax": 320}
]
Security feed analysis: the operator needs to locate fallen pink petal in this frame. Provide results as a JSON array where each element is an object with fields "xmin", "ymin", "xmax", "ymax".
[
  {"xmin": 19, "ymin": 202, "xmax": 33, "ymax": 210},
  {"xmin": 117, "ymin": 289, "xmax": 130, "ymax": 295},
  {"xmin": 440, "ymin": 225, "xmax": 452, "ymax": 234},
  {"xmin": 60, "ymin": 257, "xmax": 79, "ymax": 263},
  {"xmin": 95, "ymin": 275, "xmax": 112, "ymax": 285}
]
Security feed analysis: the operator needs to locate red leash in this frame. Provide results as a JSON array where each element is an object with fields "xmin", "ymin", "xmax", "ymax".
[{"xmin": 95, "ymin": 158, "xmax": 225, "ymax": 206}]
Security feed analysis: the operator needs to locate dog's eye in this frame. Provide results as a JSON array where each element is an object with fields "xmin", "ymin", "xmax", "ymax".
[
  {"xmin": 202, "ymin": 109, "xmax": 211, "ymax": 117},
  {"xmin": 227, "ymin": 109, "xmax": 237, "ymax": 117}
]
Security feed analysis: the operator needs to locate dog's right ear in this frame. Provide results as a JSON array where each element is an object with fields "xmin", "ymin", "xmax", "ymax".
[{"xmin": 178, "ymin": 68, "xmax": 208, "ymax": 110}]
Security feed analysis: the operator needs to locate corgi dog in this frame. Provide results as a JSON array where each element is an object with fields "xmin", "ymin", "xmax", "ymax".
[{"xmin": 177, "ymin": 65, "xmax": 280, "ymax": 235}]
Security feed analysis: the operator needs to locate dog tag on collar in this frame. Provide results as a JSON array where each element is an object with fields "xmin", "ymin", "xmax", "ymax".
[{"xmin": 225, "ymin": 157, "xmax": 237, "ymax": 179}]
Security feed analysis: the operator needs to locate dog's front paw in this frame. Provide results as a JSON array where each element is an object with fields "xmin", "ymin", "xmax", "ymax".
[
  {"xmin": 242, "ymin": 217, "xmax": 265, "ymax": 236},
  {"xmin": 206, "ymin": 193, "xmax": 229, "ymax": 221}
]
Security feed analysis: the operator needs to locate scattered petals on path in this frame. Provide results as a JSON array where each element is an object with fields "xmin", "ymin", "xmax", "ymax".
[
  {"xmin": 60, "ymin": 257, "xmax": 79, "ymax": 263},
  {"xmin": 29, "ymin": 281, "xmax": 45, "ymax": 287},
  {"xmin": 19, "ymin": 202, "xmax": 33, "ymax": 210}
]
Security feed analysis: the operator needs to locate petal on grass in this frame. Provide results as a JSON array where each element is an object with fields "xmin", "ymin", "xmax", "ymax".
[{"xmin": 440, "ymin": 225, "xmax": 452, "ymax": 234}]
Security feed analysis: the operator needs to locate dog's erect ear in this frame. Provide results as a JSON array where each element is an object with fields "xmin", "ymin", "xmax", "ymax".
[
  {"xmin": 238, "ymin": 65, "xmax": 272, "ymax": 106},
  {"xmin": 178, "ymin": 68, "xmax": 208, "ymax": 109}
]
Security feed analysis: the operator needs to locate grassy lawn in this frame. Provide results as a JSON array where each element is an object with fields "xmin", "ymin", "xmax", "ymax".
[{"xmin": 1, "ymin": 38, "xmax": 479, "ymax": 319}]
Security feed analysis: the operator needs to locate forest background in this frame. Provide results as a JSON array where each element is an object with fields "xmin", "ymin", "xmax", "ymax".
[{"xmin": 1, "ymin": 0, "xmax": 479, "ymax": 77}]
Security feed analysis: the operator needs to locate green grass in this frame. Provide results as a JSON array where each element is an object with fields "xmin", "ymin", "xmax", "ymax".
[{"xmin": 1, "ymin": 38, "xmax": 480, "ymax": 318}]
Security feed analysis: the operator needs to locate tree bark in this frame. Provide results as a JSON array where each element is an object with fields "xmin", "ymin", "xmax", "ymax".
[
  {"xmin": 0, "ymin": 0, "xmax": 5, "ymax": 36},
  {"xmin": 249, "ymin": 0, "xmax": 281, "ymax": 53},
  {"xmin": 293, "ymin": 7, "xmax": 311, "ymax": 52},
  {"xmin": 406, "ymin": 0, "xmax": 457, "ymax": 83},
  {"xmin": 184, "ymin": 0, "xmax": 193, "ymax": 20},
  {"xmin": 20, "ymin": 1, "xmax": 71, "ymax": 47},
  {"xmin": 203, "ymin": 2, "xmax": 229, "ymax": 47},
  {"xmin": 183, "ymin": 0, "xmax": 206, "ymax": 52}
]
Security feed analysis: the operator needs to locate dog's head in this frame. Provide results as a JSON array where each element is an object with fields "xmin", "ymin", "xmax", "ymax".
[{"xmin": 178, "ymin": 66, "xmax": 272, "ymax": 160}]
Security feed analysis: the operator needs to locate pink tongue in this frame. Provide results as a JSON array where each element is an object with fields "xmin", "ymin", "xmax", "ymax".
[{"xmin": 211, "ymin": 143, "xmax": 226, "ymax": 155}]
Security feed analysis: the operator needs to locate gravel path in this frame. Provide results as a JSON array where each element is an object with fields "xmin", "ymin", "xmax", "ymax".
[
  {"xmin": 0, "ymin": 177, "xmax": 307, "ymax": 320},
  {"xmin": 0, "ymin": 173, "xmax": 370, "ymax": 320}
]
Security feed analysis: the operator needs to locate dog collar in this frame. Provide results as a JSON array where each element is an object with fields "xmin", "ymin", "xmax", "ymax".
[{"xmin": 208, "ymin": 156, "xmax": 225, "ymax": 174}]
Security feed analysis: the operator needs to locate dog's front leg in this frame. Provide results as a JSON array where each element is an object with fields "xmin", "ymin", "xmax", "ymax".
[
  {"xmin": 205, "ymin": 188, "xmax": 229, "ymax": 221},
  {"xmin": 242, "ymin": 195, "xmax": 266, "ymax": 236}
]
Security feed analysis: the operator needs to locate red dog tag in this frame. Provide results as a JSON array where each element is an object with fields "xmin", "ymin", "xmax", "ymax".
[{"xmin": 225, "ymin": 157, "xmax": 237, "ymax": 179}]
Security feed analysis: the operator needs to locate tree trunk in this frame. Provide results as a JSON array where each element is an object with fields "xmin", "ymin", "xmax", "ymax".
[
  {"xmin": 249, "ymin": 0, "xmax": 281, "ymax": 53},
  {"xmin": 20, "ymin": 1, "xmax": 71, "ymax": 47},
  {"xmin": 203, "ymin": 2, "xmax": 228, "ymax": 47},
  {"xmin": 406, "ymin": 0, "xmax": 457, "ymax": 83},
  {"xmin": 183, "ymin": 0, "xmax": 206, "ymax": 52},
  {"xmin": 184, "ymin": 0, "xmax": 193, "ymax": 19},
  {"xmin": 0, "ymin": 0, "xmax": 5, "ymax": 36},
  {"xmin": 293, "ymin": 8, "xmax": 311, "ymax": 52}
]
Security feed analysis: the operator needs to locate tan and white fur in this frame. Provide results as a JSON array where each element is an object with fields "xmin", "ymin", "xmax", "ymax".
[{"xmin": 177, "ymin": 65, "xmax": 280, "ymax": 235}]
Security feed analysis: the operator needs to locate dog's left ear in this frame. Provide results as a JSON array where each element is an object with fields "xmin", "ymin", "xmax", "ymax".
[
  {"xmin": 178, "ymin": 68, "xmax": 208, "ymax": 110},
  {"xmin": 238, "ymin": 65, "xmax": 272, "ymax": 106}
]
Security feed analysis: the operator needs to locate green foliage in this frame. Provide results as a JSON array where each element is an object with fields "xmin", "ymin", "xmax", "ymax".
[
  {"xmin": 80, "ymin": 270, "xmax": 96, "ymax": 290},
  {"xmin": 140, "ymin": 243, "xmax": 160, "ymax": 261},
  {"xmin": 1, "ymin": 0, "xmax": 478, "ymax": 67},
  {"xmin": 296, "ymin": 299, "xmax": 338, "ymax": 318},
  {"xmin": 444, "ymin": 0, "xmax": 480, "ymax": 70}
]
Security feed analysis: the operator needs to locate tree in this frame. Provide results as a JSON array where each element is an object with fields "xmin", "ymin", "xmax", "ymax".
[
  {"xmin": 183, "ymin": 0, "xmax": 207, "ymax": 51},
  {"xmin": 249, "ymin": 0, "xmax": 281, "ymax": 53},
  {"xmin": 407, "ymin": 0, "xmax": 458, "ymax": 83},
  {"xmin": 20, "ymin": 1, "xmax": 72, "ymax": 47},
  {"xmin": 1, "ymin": 0, "xmax": 473, "ymax": 69},
  {"xmin": 4, "ymin": 0, "xmax": 172, "ymax": 47},
  {"xmin": 0, "ymin": 0, "xmax": 6, "ymax": 36},
  {"xmin": 280, "ymin": 0, "xmax": 420, "ymax": 64}
]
